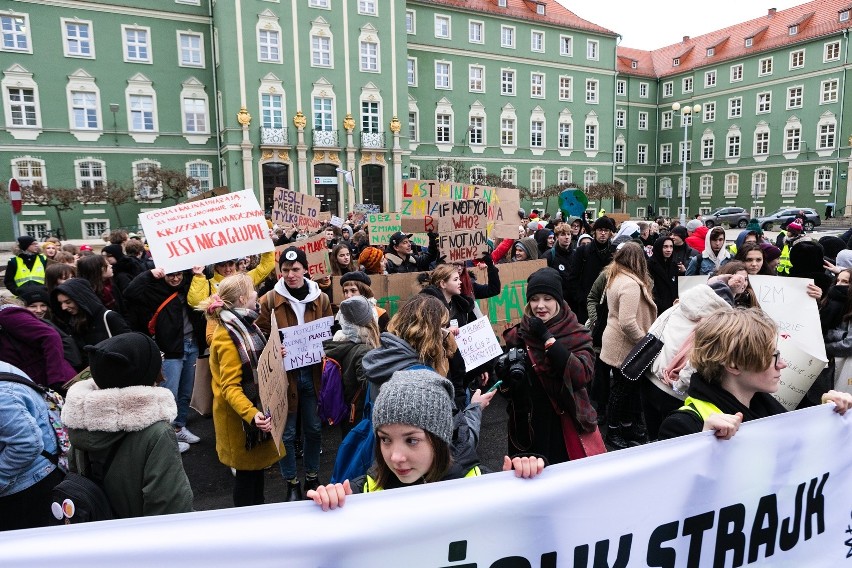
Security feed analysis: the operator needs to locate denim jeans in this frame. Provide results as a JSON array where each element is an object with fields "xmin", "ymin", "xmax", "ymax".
[
  {"xmin": 161, "ymin": 338, "xmax": 199, "ymax": 428},
  {"xmin": 279, "ymin": 367, "xmax": 322, "ymax": 480}
]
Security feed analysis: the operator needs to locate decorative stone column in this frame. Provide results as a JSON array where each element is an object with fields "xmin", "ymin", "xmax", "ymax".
[
  {"xmin": 389, "ymin": 115, "xmax": 402, "ymax": 212},
  {"xmin": 343, "ymin": 113, "xmax": 356, "ymax": 210},
  {"xmin": 237, "ymin": 106, "xmax": 254, "ymax": 192},
  {"xmin": 293, "ymin": 111, "xmax": 308, "ymax": 195}
]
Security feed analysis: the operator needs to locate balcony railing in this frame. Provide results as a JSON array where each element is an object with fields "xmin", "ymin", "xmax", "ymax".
[
  {"xmin": 360, "ymin": 131, "xmax": 385, "ymax": 149},
  {"xmin": 312, "ymin": 129, "xmax": 339, "ymax": 147},
  {"xmin": 260, "ymin": 126, "xmax": 290, "ymax": 146}
]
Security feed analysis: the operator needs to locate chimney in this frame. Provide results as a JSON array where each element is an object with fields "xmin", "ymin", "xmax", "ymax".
[
  {"xmin": 683, "ymin": 35, "xmax": 690, "ymax": 42},
  {"xmin": 768, "ymin": 8, "xmax": 776, "ymax": 17}
]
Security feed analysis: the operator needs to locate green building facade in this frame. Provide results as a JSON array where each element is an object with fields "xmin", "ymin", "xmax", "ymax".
[{"xmin": 2, "ymin": 0, "xmax": 852, "ymax": 242}]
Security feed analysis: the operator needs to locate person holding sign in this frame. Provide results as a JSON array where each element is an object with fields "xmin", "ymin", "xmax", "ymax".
[
  {"xmin": 257, "ymin": 246, "xmax": 332, "ymax": 502},
  {"xmin": 501, "ymin": 268, "xmax": 599, "ymax": 465},
  {"xmin": 384, "ymin": 231, "xmax": 438, "ymax": 274},
  {"xmin": 198, "ymin": 274, "xmax": 278, "ymax": 507},
  {"xmin": 306, "ymin": 370, "xmax": 545, "ymax": 510},
  {"xmin": 186, "ymin": 248, "xmax": 275, "ymax": 309},
  {"xmin": 657, "ymin": 309, "xmax": 852, "ymax": 441}
]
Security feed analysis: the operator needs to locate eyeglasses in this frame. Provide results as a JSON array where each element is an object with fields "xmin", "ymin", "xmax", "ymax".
[{"xmin": 772, "ymin": 350, "xmax": 783, "ymax": 368}]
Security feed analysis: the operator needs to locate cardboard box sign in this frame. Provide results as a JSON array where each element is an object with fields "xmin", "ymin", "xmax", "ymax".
[
  {"xmin": 331, "ymin": 259, "xmax": 547, "ymax": 344},
  {"xmin": 270, "ymin": 187, "xmax": 324, "ymax": 233},
  {"xmin": 366, "ymin": 212, "xmax": 428, "ymax": 248},
  {"xmin": 275, "ymin": 234, "xmax": 331, "ymax": 281}
]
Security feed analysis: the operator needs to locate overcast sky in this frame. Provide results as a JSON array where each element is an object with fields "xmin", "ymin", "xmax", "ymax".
[{"xmin": 557, "ymin": 0, "xmax": 807, "ymax": 50}]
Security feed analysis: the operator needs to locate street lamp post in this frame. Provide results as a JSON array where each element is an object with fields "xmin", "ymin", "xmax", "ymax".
[{"xmin": 672, "ymin": 102, "xmax": 701, "ymax": 226}]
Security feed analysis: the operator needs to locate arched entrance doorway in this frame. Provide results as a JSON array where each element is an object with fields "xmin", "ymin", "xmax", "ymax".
[
  {"xmin": 262, "ymin": 163, "xmax": 289, "ymax": 215},
  {"xmin": 313, "ymin": 163, "xmax": 339, "ymax": 216},
  {"xmin": 361, "ymin": 164, "xmax": 384, "ymax": 211}
]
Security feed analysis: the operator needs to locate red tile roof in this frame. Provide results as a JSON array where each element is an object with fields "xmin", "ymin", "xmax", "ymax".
[
  {"xmin": 616, "ymin": 46, "xmax": 657, "ymax": 78},
  {"xmin": 619, "ymin": 0, "xmax": 852, "ymax": 78},
  {"xmin": 414, "ymin": 0, "xmax": 617, "ymax": 36}
]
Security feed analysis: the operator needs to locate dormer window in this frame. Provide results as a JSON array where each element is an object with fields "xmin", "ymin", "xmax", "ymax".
[
  {"xmin": 631, "ymin": 60, "xmax": 637, "ymax": 69},
  {"xmin": 707, "ymin": 47, "xmax": 715, "ymax": 57},
  {"xmin": 498, "ymin": 0, "xmax": 507, "ymax": 6},
  {"xmin": 745, "ymin": 37, "xmax": 753, "ymax": 47},
  {"xmin": 673, "ymin": 57, "xmax": 680, "ymax": 67},
  {"xmin": 537, "ymin": 5, "xmax": 545, "ymax": 15},
  {"xmin": 840, "ymin": 10, "xmax": 850, "ymax": 22},
  {"xmin": 789, "ymin": 25, "xmax": 798, "ymax": 35}
]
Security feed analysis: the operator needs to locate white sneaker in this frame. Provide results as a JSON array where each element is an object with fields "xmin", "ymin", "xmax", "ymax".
[
  {"xmin": 178, "ymin": 441, "xmax": 190, "ymax": 454},
  {"xmin": 175, "ymin": 426, "xmax": 200, "ymax": 444}
]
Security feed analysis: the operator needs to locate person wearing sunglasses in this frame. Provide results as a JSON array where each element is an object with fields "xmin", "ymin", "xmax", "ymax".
[{"xmin": 658, "ymin": 308, "xmax": 852, "ymax": 441}]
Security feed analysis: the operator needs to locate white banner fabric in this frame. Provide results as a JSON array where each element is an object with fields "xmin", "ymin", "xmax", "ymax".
[{"xmin": 1, "ymin": 406, "xmax": 850, "ymax": 567}]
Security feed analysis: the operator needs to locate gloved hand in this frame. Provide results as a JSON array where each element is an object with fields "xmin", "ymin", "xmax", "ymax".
[
  {"xmin": 427, "ymin": 231, "xmax": 439, "ymax": 243},
  {"xmin": 480, "ymin": 250, "xmax": 494, "ymax": 267},
  {"xmin": 527, "ymin": 316, "xmax": 554, "ymax": 342}
]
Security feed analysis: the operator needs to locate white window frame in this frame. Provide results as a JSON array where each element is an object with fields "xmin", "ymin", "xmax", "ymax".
[
  {"xmin": 407, "ymin": 58, "xmax": 417, "ymax": 87},
  {"xmin": 558, "ymin": 76, "xmax": 572, "ymax": 101},
  {"xmin": 726, "ymin": 129, "xmax": 741, "ymax": 160},
  {"xmin": 133, "ymin": 159, "xmax": 162, "ymax": 201},
  {"xmin": 816, "ymin": 112, "xmax": 837, "ymax": 153},
  {"xmin": 558, "ymin": 168, "xmax": 572, "ymax": 185},
  {"xmin": 500, "ymin": 117, "xmax": 516, "ymax": 148},
  {"xmin": 700, "ymin": 174, "xmax": 713, "ymax": 198},
  {"xmin": 636, "ymin": 178, "xmax": 647, "ymax": 198},
  {"xmin": 701, "ymin": 133, "xmax": 715, "ymax": 162},
  {"xmin": 659, "ymin": 178, "xmax": 672, "ymax": 199},
  {"xmin": 557, "ymin": 110, "xmax": 572, "ymax": 153},
  {"xmin": 530, "ymin": 167, "xmax": 544, "ymax": 194},
  {"xmin": 660, "ymin": 143, "xmax": 672, "ymax": 164},
  {"xmin": 638, "ymin": 111, "xmax": 648, "ymax": 130},
  {"xmin": 821, "ymin": 79, "xmax": 839, "ymax": 104},
  {"xmin": 435, "ymin": 102, "xmax": 453, "ymax": 149},
  {"xmin": 682, "ymin": 77, "xmax": 693, "ymax": 94},
  {"xmin": 468, "ymin": 64, "xmax": 484, "ymax": 93},
  {"xmin": 616, "ymin": 80, "xmax": 626, "ymax": 96},
  {"xmin": 728, "ymin": 97, "xmax": 742, "ymax": 118},
  {"xmin": 730, "ymin": 64, "xmax": 743, "ymax": 82},
  {"xmin": 753, "ymin": 125, "xmax": 770, "ymax": 158},
  {"xmin": 61, "ymin": 18, "xmax": 95, "ymax": 59},
  {"xmin": 357, "ymin": 0, "xmax": 377, "ymax": 16},
  {"xmin": 531, "ymin": 30, "xmax": 544, "ymax": 53},
  {"xmin": 703, "ymin": 101, "xmax": 716, "ymax": 123},
  {"xmin": 784, "ymin": 118, "xmax": 802, "ymax": 155},
  {"xmin": 177, "ymin": 31, "xmax": 204, "ymax": 68},
  {"xmin": 501, "ymin": 69, "xmax": 516, "ymax": 96},
  {"xmin": 637, "ymin": 143, "xmax": 648, "ymax": 165},
  {"xmin": 824, "ymin": 41, "xmax": 841, "ymax": 62},
  {"xmin": 435, "ymin": 61, "xmax": 451, "ymax": 90},
  {"xmin": 756, "ymin": 91, "xmax": 771, "ymax": 114},
  {"xmin": 758, "ymin": 57, "xmax": 773, "ymax": 76},
  {"xmin": 310, "ymin": 19, "xmax": 334, "ymax": 68},
  {"xmin": 584, "ymin": 112, "xmax": 599, "ymax": 155},
  {"xmin": 585, "ymin": 79, "xmax": 598, "ymax": 104},
  {"xmin": 586, "ymin": 39, "xmax": 599, "ymax": 61},
  {"xmin": 468, "ymin": 115, "xmax": 484, "ymax": 146},
  {"xmin": 122, "ymin": 25, "xmax": 152, "ymax": 64},
  {"xmin": 704, "ymin": 70, "xmax": 717, "ymax": 88},
  {"xmin": 661, "ymin": 111, "xmax": 673, "ymax": 130},
  {"xmin": 82, "ymin": 219, "xmax": 110, "ymax": 239},
  {"xmin": 187, "ymin": 160, "xmax": 212, "ymax": 194},
  {"xmin": 12, "ymin": 157, "xmax": 47, "ymax": 190},
  {"xmin": 814, "ymin": 167, "xmax": 833, "ymax": 196},
  {"xmin": 180, "ymin": 77, "xmax": 210, "ymax": 143},
  {"xmin": 2, "ymin": 65, "xmax": 42, "ymax": 139},
  {"xmin": 781, "ymin": 169, "xmax": 799, "ymax": 197},
  {"xmin": 468, "ymin": 20, "xmax": 483, "ymax": 44},
  {"xmin": 662, "ymin": 81, "xmax": 673, "ymax": 98},
  {"xmin": 359, "ymin": 25, "xmax": 380, "ymax": 73},
  {"xmin": 500, "ymin": 25, "xmax": 515, "ymax": 49},
  {"xmin": 752, "ymin": 171, "xmax": 767, "ymax": 198},
  {"xmin": 259, "ymin": 87, "xmax": 284, "ymax": 130},
  {"xmin": 0, "ymin": 12, "xmax": 32, "ymax": 54},
  {"xmin": 257, "ymin": 12, "xmax": 283, "ymax": 64},
  {"xmin": 560, "ymin": 35, "xmax": 573, "ymax": 56},
  {"xmin": 125, "ymin": 73, "xmax": 158, "ymax": 143},
  {"xmin": 639, "ymin": 82, "xmax": 648, "ymax": 98},
  {"xmin": 615, "ymin": 109, "xmax": 626, "ymax": 129},
  {"xmin": 66, "ymin": 70, "xmax": 102, "ymax": 142},
  {"xmin": 75, "ymin": 158, "xmax": 106, "ymax": 193},
  {"xmin": 530, "ymin": 72, "xmax": 545, "ymax": 98},
  {"xmin": 434, "ymin": 15, "xmax": 451, "ymax": 39},
  {"xmin": 501, "ymin": 166, "xmax": 517, "ymax": 186},
  {"xmin": 789, "ymin": 49, "xmax": 805, "ymax": 70},
  {"xmin": 405, "ymin": 10, "xmax": 416, "ymax": 34},
  {"xmin": 787, "ymin": 85, "xmax": 803, "ymax": 109}
]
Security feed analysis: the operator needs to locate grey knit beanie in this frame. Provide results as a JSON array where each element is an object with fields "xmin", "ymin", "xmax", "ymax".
[
  {"xmin": 372, "ymin": 370, "xmax": 454, "ymax": 445},
  {"xmin": 339, "ymin": 295, "xmax": 374, "ymax": 327}
]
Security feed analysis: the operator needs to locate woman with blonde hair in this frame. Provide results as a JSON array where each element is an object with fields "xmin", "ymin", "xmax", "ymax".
[
  {"xmin": 198, "ymin": 273, "xmax": 278, "ymax": 506},
  {"xmin": 600, "ymin": 242, "xmax": 657, "ymax": 449}
]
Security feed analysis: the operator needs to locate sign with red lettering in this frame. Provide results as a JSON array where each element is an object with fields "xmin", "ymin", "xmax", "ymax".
[
  {"xmin": 138, "ymin": 189, "xmax": 274, "ymax": 274},
  {"xmin": 275, "ymin": 234, "xmax": 331, "ymax": 281},
  {"xmin": 400, "ymin": 193, "xmax": 489, "ymax": 262},
  {"xmin": 270, "ymin": 187, "xmax": 323, "ymax": 233}
]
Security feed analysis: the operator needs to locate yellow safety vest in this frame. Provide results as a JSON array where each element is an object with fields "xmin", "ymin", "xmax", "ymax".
[
  {"xmin": 364, "ymin": 465, "xmax": 482, "ymax": 493},
  {"xmin": 679, "ymin": 397, "xmax": 723, "ymax": 421},
  {"xmin": 14, "ymin": 255, "xmax": 46, "ymax": 287},
  {"xmin": 777, "ymin": 244, "xmax": 791, "ymax": 275}
]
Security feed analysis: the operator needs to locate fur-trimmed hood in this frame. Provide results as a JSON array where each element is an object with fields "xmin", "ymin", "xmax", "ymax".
[{"xmin": 62, "ymin": 378, "xmax": 176, "ymax": 434}]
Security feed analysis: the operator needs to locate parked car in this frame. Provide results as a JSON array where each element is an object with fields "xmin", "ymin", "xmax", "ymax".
[
  {"xmin": 704, "ymin": 207, "xmax": 750, "ymax": 229},
  {"xmin": 756, "ymin": 207, "xmax": 821, "ymax": 231}
]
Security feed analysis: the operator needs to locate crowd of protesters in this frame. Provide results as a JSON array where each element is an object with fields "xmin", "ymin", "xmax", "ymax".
[{"xmin": 2, "ymin": 207, "xmax": 851, "ymax": 529}]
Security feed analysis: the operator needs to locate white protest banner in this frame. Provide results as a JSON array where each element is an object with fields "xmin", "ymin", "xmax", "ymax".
[
  {"xmin": 257, "ymin": 314, "xmax": 287, "ymax": 454},
  {"xmin": 138, "ymin": 189, "xmax": 273, "ymax": 274},
  {"xmin": 456, "ymin": 317, "xmax": 502, "ymax": 372},
  {"xmin": 5, "ymin": 406, "xmax": 850, "ymax": 567},
  {"xmin": 278, "ymin": 316, "xmax": 333, "ymax": 371},
  {"xmin": 749, "ymin": 275, "xmax": 826, "ymax": 361},
  {"xmin": 776, "ymin": 333, "xmax": 827, "ymax": 410},
  {"xmin": 270, "ymin": 187, "xmax": 323, "ymax": 232}
]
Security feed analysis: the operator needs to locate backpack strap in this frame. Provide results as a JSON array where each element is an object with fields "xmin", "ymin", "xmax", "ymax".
[
  {"xmin": 86, "ymin": 435, "xmax": 128, "ymax": 485},
  {"xmin": 148, "ymin": 292, "xmax": 179, "ymax": 335}
]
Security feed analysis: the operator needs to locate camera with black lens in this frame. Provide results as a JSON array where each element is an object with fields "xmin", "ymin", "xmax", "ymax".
[{"xmin": 495, "ymin": 347, "xmax": 527, "ymax": 384}]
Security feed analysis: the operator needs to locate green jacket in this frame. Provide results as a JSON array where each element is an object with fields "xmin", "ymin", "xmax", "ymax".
[{"xmin": 63, "ymin": 379, "xmax": 194, "ymax": 518}]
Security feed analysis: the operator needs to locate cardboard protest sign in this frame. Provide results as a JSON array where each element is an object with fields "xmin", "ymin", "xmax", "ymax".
[
  {"xmin": 400, "ymin": 199, "xmax": 489, "ymax": 263},
  {"xmin": 774, "ymin": 334, "xmax": 827, "ymax": 410},
  {"xmin": 270, "ymin": 187, "xmax": 323, "ymax": 232},
  {"xmin": 278, "ymin": 316, "xmax": 334, "ymax": 371},
  {"xmin": 257, "ymin": 314, "xmax": 287, "ymax": 454},
  {"xmin": 274, "ymin": 235, "xmax": 331, "ymax": 281},
  {"xmin": 476, "ymin": 260, "xmax": 546, "ymax": 343},
  {"xmin": 456, "ymin": 317, "xmax": 503, "ymax": 371},
  {"xmin": 366, "ymin": 212, "xmax": 428, "ymax": 247},
  {"xmin": 330, "ymin": 215, "xmax": 343, "ymax": 228},
  {"xmin": 749, "ymin": 275, "xmax": 826, "ymax": 362},
  {"xmin": 138, "ymin": 189, "xmax": 273, "ymax": 274}
]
